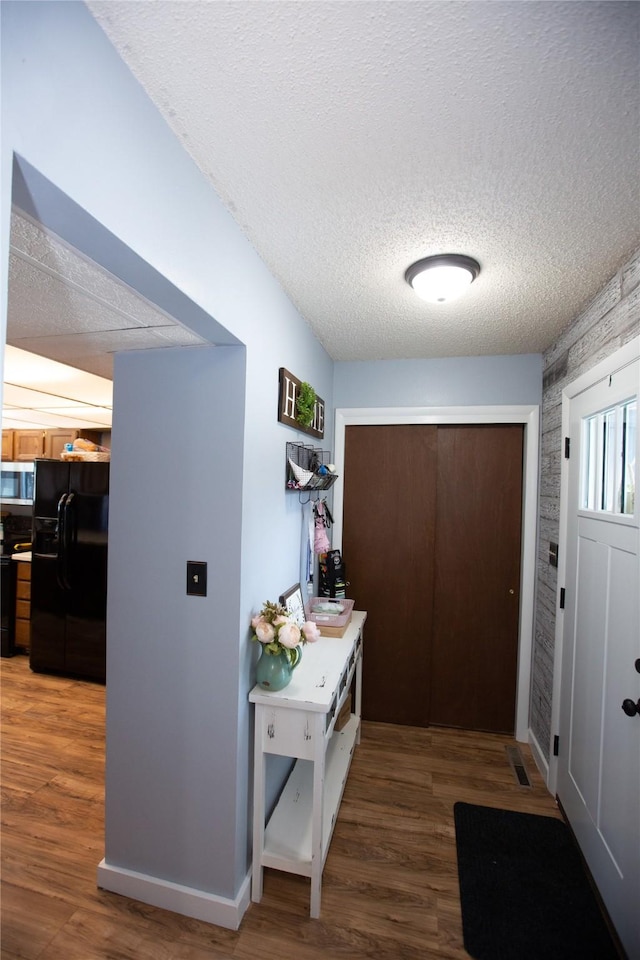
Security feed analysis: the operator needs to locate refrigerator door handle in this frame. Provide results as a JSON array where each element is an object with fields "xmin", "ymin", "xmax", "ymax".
[
  {"xmin": 56, "ymin": 493, "xmax": 68, "ymax": 590},
  {"xmin": 61, "ymin": 492, "xmax": 75, "ymax": 591}
]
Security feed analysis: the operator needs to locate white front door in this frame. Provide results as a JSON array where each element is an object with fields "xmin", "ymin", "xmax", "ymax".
[{"xmin": 558, "ymin": 351, "xmax": 639, "ymax": 959}]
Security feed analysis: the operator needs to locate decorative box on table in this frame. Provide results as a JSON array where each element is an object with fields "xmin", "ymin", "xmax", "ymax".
[{"xmin": 305, "ymin": 598, "xmax": 354, "ymax": 637}]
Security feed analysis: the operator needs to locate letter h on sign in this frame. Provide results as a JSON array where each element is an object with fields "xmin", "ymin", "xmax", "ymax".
[{"xmin": 282, "ymin": 374, "xmax": 297, "ymax": 420}]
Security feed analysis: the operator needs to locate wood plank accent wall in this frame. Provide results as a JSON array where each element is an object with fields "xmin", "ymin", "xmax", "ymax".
[{"xmin": 532, "ymin": 248, "xmax": 640, "ymax": 761}]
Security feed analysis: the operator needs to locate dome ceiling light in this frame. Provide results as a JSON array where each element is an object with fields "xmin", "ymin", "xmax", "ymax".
[{"xmin": 405, "ymin": 254, "xmax": 481, "ymax": 304}]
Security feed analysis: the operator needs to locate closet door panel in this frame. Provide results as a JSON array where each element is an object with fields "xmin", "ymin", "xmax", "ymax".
[
  {"xmin": 430, "ymin": 425, "xmax": 523, "ymax": 733},
  {"xmin": 343, "ymin": 424, "xmax": 437, "ymax": 726}
]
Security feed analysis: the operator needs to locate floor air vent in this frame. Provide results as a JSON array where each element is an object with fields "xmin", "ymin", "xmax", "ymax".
[{"xmin": 505, "ymin": 745, "xmax": 532, "ymax": 788}]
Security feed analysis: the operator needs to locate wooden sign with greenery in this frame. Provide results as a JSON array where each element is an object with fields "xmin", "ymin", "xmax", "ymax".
[{"xmin": 278, "ymin": 368, "xmax": 325, "ymax": 439}]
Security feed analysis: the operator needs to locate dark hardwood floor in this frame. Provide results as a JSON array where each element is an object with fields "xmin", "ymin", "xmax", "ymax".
[{"xmin": 1, "ymin": 652, "xmax": 560, "ymax": 959}]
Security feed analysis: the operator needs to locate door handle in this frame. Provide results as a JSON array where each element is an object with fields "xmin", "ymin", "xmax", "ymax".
[
  {"xmin": 56, "ymin": 493, "xmax": 67, "ymax": 590},
  {"xmin": 61, "ymin": 492, "xmax": 75, "ymax": 590},
  {"xmin": 621, "ymin": 698, "xmax": 640, "ymax": 717}
]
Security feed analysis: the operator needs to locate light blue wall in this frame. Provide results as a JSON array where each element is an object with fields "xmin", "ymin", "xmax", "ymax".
[
  {"xmin": 334, "ymin": 354, "xmax": 543, "ymax": 408},
  {"xmin": 1, "ymin": 0, "xmax": 333, "ymax": 905},
  {"xmin": 106, "ymin": 345, "xmax": 245, "ymax": 890}
]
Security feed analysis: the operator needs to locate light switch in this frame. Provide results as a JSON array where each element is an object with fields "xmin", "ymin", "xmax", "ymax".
[{"xmin": 186, "ymin": 561, "xmax": 207, "ymax": 597}]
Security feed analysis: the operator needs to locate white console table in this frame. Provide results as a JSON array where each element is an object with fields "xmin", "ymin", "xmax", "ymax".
[{"xmin": 249, "ymin": 611, "xmax": 366, "ymax": 918}]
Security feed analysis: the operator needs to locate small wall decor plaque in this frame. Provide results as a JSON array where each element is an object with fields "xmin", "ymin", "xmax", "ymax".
[{"xmin": 278, "ymin": 368, "xmax": 325, "ymax": 439}]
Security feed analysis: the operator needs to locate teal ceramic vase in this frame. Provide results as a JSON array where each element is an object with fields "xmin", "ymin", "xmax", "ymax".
[{"xmin": 256, "ymin": 646, "xmax": 302, "ymax": 691}]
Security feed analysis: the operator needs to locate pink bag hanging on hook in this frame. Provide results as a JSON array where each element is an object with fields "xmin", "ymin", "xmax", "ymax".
[{"xmin": 314, "ymin": 501, "xmax": 330, "ymax": 554}]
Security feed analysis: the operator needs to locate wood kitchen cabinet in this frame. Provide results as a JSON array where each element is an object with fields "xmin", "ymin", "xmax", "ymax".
[
  {"xmin": 2, "ymin": 430, "xmax": 14, "ymax": 460},
  {"xmin": 43, "ymin": 429, "xmax": 81, "ymax": 460},
  {"xmin": 15, "ymin": 560, "xmax": 31, "ymax": 651},
  {"xmin": 14, "ymin": 428, "xmax": 80, "ymax": 460},
  {"xmin": 12, "ymin": 430, "xmax": 45, "ymax": 461},
  {"xmin": 4, "ymin": 429, "xmax": 111, "ymax": 462}
]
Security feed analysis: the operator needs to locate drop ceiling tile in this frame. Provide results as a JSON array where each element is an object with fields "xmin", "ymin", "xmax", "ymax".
[
  {"xmin": 3, "ymin": 346, "xmax": 113, "ymax": 406},
  {"xmin": 71, "ymin": 355, "xmax": 114, "ymax": 380},
  {"xmin": 3, "ymin": 417, "xmax": 31, "ymax": 430},
  {"xmin": 7, "ymin": 256, "xmax": 147, "ymax": 337},
  {"xmin": 10, "ymin": 211, "xmax": 178, "ymax": 328},
  {"xmin": 37, "ymin": 405, "xmax": 113, "ymax": 426},
  {"xmin": 2, "ymin": 384, "xmax": 93, "ymax": 408},
  {"xmin": 14, "ymin": 326, "xmax": 206, "ymax": 359},
  {"xmin": 3, "ymin": 409, "xmax": 96, "ymax": 428},
  {"xmin": 146, "ymin": 326, "xmax": 208, "ymax": 346},
  {"xmin": 2, "ymin": 400, "xmax": 112, "ymax": 430}
]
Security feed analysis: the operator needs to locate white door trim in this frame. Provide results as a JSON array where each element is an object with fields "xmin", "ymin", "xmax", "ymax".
[
  {"xmin": 548, "ymin": 335, "xmax": 640, "ymax": 796},
  {"xmin": 332, "ymin": 404, "xmax": 540, "ymax": 743}
]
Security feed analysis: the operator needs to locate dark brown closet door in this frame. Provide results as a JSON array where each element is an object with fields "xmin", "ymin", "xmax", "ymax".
[
  {"xmin": 430, "ymin": 425, "xmax": 523, "ymax": 733},
  {"xmin": 343, "ymin": 422, "xmax": 524, "ymax": 734},
  {"xmin": 343, "ymin": 424, "xmax": 437, "ymax": 725}
]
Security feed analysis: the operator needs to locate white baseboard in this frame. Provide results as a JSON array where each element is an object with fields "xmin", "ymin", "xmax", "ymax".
[
  {"xmin": 96, "ymin": 859, "xmax": 251, "ymax": 931},
  {"xmin": 527, "ymin": 727, "xmax": 550, "ymax": 790}
]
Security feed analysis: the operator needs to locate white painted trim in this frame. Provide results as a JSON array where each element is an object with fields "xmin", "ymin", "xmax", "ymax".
[
  {"xmin": 333, "ymin": 404, "xmax": 540, "ymax": 743},
  {"xmin": 96, "ymin": 859, "xmax": 251, "ymax": 931},
  {"xmin": 527, "ymin": 726, "xmax": 550, "ymax": 786},
  {"xmin": 560, "ymin": 336, "xmax": 640, "ymax": 402},
  {"xmin": 548, "ymin": 335, "xmax": 640, "ymax": 796}
]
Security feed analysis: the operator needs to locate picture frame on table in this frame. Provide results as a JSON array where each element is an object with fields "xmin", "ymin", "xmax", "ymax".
[{"xmin": 279, "ymin": 583, "xmax": 306, "ymax": 628}]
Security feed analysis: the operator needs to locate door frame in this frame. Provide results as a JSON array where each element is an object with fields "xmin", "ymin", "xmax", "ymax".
[
  {"xmin": 333, "ymin": 404, "xmax": 540, "ymax": 743},
  {"xmin": 548, "ymin": 335, "xmax": 640, "ymax": 796}
]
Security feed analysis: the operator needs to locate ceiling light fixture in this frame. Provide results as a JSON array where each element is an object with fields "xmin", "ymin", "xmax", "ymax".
[{"xmin": 405, "ymin": 254, "xmax": 480, "ymax": 304}]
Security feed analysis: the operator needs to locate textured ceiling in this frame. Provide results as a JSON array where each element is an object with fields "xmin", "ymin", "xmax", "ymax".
[
  {"xmin": 5, "ymin": 0, "xmax": 640, "ymax": 409},
  {"xmin": 83, "ymin": 0, "xmax": 639, "ymax": 361}
]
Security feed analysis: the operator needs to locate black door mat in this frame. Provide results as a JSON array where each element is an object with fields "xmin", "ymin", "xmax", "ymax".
[{"xmin": 454, "ymin": 802, "xmax": 621, "ymax": 960}]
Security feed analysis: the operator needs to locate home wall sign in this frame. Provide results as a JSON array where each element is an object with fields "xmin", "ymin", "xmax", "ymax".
[{"xmin": 278, "ymin": 368, "xmax": 325, "ymax": 439}]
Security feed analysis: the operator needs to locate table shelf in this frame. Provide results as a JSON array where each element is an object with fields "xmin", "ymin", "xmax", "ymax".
[
  {"xmin": 250, "ymin": 611, "xmax": 365, "ymax": 918},
  {"xmin": 262, "ymin": 714, "xmax": 359, "ymax": 873}
]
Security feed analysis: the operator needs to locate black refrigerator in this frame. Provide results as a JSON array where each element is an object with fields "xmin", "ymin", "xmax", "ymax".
[{"xmin": 31, "ymin": 459, "xmax": 109, "ymax": 682}]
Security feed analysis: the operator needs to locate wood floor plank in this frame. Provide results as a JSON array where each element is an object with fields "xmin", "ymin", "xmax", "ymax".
[
  {"xmin": 1, "ymin": 653, "xmax": 562, "ymax": 959},
  {"xmin": 0, "ymin": 882, "xmax": 76, "ymax": 960},
  {"xmin": 85, "ymin": 890, "xmax": 240, "ymax": 954},
  {"xmin": 36, "ymin": 908, "xmax": 237, "ymax": 960},
  {"xmin": 1, "ymin": 759, "xmax": 51, "ymax": 804}
]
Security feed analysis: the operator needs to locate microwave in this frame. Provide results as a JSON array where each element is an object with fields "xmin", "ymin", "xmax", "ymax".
[{"xmin": 0, "ymin": 462, "xmax": 35, "ymax": 505}]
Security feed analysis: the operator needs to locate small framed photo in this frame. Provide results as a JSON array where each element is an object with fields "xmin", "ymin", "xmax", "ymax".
[{"xmin": 279, "ymin": 583, "xmax": 306, "ymax": 628}]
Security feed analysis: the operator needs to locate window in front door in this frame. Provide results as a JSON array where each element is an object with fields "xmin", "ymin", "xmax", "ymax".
[{"xmin": 582, "ymin": 397, "xmax": 636, "ymax": 515}]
